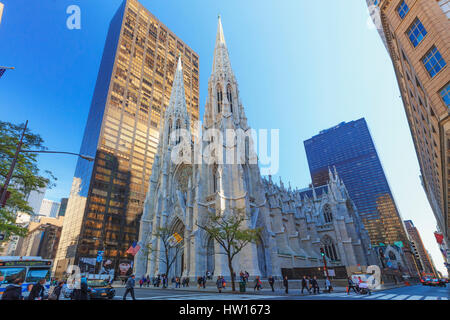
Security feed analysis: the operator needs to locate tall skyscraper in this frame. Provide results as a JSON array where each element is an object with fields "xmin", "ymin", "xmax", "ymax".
[
  {"xmin": 39, "ymin": 199, "xmax": 61, "ymax": 218},
  {"xmin": 366, "ymin": 0, "xmax": 449, "ymax": 273},
  {"xmin": 54, "ymin": 0, "xmax": 199, "ymax": 277},
  {"xmin": 404, "ymin": 220, "xmax": 437, "ymax": 276},
  {"xmin": 304, "ymin": 118, "xmax": 409, "ymax": 248}
]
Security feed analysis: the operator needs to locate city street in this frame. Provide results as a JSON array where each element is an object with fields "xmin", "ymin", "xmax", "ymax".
[{"xmin": 113, "ymin": 285, "xmax": 449, "ymax": 301}]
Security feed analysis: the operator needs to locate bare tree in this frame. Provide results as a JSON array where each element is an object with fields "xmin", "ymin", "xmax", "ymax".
[
  {"xmin": 197, "ymin": 208, "xmax": 261, "ymax": 291},
  {"xmin": 147, "ymin": 227, "xmax": 184, "ymax": 277}
]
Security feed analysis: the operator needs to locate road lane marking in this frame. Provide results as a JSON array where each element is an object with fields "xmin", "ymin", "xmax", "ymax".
[
  {"xmin": 392, "ymin": 295, "xmax": 409, "ymax": 300},
  {"xmin": 440, "ymin": 297, "xmax": 447, "ymax": 300},
  {"xmin": 424, "ymin": 296, "xmax": 438, "ymax": 300},
  {"xmin": 406, "ymin": 295, "xmax": 423, "ymax": 300}
]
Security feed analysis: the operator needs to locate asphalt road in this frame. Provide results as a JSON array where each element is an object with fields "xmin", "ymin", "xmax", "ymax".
[{"xmin": 113, "ymin": 284, "xmax": 449, "ymax": 300}]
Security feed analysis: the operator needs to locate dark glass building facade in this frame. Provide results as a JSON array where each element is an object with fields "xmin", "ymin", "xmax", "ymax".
[
  {"xmin": 54, "ymin": 0, "xmax": 199, "ymax": 277},
  {"xmin": 304, "ymin": 118, "xmax": 409, "ymax": 247}
]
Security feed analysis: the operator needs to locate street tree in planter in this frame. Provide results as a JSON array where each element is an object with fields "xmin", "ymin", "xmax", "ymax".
[
  {"xmin": 197, "ymin": 208, "xmax": 262, "ymax": 292},
  {"xmin": 0, "ymin": 121, "xmax": 56, "ymax": 240},
  {"xmin": 146, "ymin": 227, "xmax": 184, "ymax": 278}
]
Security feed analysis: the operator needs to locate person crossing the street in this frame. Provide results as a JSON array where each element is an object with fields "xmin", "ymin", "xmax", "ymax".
[
  {"xmin": 123, "ymin": 274, "xmax": 136, "ymax": 300},
  {"xmin": 347, "ymin": 276, "xmax": 358, "ymax": 294}
]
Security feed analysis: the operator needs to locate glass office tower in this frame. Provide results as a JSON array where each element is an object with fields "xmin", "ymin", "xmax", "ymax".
[
  {"xmin": 54, "ymin": 0, "xmax": 199, "ymax": 277},
  {"xmin": 304, "ymin": 118, "xmax": 409, "ymax": 247}
]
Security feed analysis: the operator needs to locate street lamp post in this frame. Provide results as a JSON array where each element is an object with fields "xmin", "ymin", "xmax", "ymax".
[{"xmin": 0, "ymin": 121, "xmax": 95, "ymax": 207}]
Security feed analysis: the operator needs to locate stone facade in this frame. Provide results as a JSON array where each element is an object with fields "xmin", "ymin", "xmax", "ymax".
[{"xmin": 134, "ymin": 17, "xmax": 378, "ymax": 280}]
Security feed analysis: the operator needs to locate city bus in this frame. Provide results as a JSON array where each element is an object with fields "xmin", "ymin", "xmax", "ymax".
[{"xmin": 0, "ymin": 256, "xmax": 52, "ymax": 298}]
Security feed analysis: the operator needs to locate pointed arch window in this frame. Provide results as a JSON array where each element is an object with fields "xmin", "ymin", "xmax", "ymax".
[
  {"xmin": 217, "ymin": 85, "xmax": 223, "ymax": 113},
  {"xmin": 175, "ymin": 119, "xmax": 181, "ymax": 144},
  {"xmin": 322, "ymin": 236, "xmax": 339, "ymax": 261},
  {"xmin": 226, "ymin": 83, "xmax": 233, "ymax": 113},
  {"xmin": 323, "ymin": 204, "xmax": 333, "ymax": 223},
  {"xmin": 168, "ymin": 120, "xmax": 172, "ymax": 144},
  {"xmin": 212, "ymin": 164, "xmax": 218, "ymax": 193}
]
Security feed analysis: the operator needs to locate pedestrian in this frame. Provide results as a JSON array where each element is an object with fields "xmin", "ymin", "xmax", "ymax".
[
  {"xmin": 325, "ymin": 277, "xmax": 333, "ymax": 293},
  {"xmin": 139, "ymin": 277, "xmax": 144, "ymax": 288},
  {"xmin": 28, "ymin": 278, "xmax": 46, "ymax": 300},
  {"xmin": 244, "ymin": 271, "xmax": 249, "ymax": 283},
  {"xmin": 283, "ymin": 276, "xmax": 289, "ymax": 294},
  {"xmin": 123, "ymin": 274, "xmax": 136, "ymax": 300},
  {"xmin": 49, "ymin": 281, "xmax": 64, "ymax": 300},
  {"xmin": 311, "ymin": 276, "xmax": 320, "ymax": 294},
  {"xmin": 347, "ymin": 276, "xmax": 358, "ymax": 294},
  {"xmin": 301, "ymin": 275, "xmax": 310, "ymax": 294},
  {"xmin": 176, "ymin": 277, "xmax": 181, "ymax": 288},
  {"xmin": 268, "ymin": 276, "xmax": 275, "ymax": 292},
  {"xmin": 1, "ymin": 277, "xmax": 24, "ymax": 300},
  {"xmin": 185, "ymin": 277, "xmax": 189, "ymax": 287},
  {"xmin": 255, "ymin": 276, "xmax": 263, "ymax": 291},
  {"xmin": 216, "ymin": 276, "xmax": 223, "ymax": 293},
  {"xmin": 146, "ymin": 275, "xmax": 150, "ymax": 287}
]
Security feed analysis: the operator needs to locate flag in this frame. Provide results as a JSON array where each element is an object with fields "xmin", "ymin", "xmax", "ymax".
[
  {"xmin": 126, "ymin": 241, "xmax": 141, "ymax": 256},
  {"xmin": 434, "ymin": 232, "xmax": 444, "ymax": 245},
  {"xmin": 0, "ymin": 68, "xmax": 6, "ymax": 79}
]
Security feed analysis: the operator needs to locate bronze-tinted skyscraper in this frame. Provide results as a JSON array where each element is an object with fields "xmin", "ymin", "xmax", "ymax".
[
  {"xmin": 54, "ymin": 0, "xmax": 199, "ymax": 277},
  {"xmin": 366, "ymin": 0, "xmax": 449, "ymax": 272}
]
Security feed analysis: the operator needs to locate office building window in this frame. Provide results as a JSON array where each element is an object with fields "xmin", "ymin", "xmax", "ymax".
[
  {"xmin": 440, "ymin": 83, "xmax": 450, "ymax": 107},
  {"xmin": 407, "ymin": 18, "xmax": 427, "ymax": 47},
  {"xmin": 422, "ymin": 46, "xmax": 447, "ymax": 78},
  {"xmin": 397, "ymin": 1, "xmax": 409, "ymax": 19}
]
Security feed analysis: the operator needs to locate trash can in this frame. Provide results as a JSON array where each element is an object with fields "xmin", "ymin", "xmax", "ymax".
[{"xmin": 239, "ymin": 281, "xmax": 246, "ymax": 292}]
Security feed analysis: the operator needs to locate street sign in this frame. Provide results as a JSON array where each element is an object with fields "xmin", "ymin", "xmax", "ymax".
[
  {"xmin": 168, "ymin": 232, "xmax": 183, "ymax": 247},
  {"xmin": 96, "ymin": 250, "xmax": 104, "ymax": 263}
]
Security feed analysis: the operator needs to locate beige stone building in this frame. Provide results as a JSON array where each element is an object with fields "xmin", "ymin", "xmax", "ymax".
[{"xmin": 367, "ymin": 0, "xmax": 450, "ymax": 273}]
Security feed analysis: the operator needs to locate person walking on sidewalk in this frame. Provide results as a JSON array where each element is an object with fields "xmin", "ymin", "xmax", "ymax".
[
  {"xmin": 216, "ymin": 276, "xmax": 223, "ymax": 293},
  {"xmin": 254, "ymin": 276, "xmax": 262, "ymax": 291},
  {"xmin": 311, "ymin": 276, "xmax": 320, "ymax": 294},
  {"xmin": 123, "ymin": 275, "xmax": 136, "ymax": 300},
  {"xmin": 283, "ymin": 276, "xmax": 289, "ymax": 294},
  {"xmin": 325, "ymin": 277, "xmax": 333, "ymax": 293},
  {"xmin": 268, "ymin": 276, "xmax": 275, "ymax": 292},
  {"xmin": 301, "ymin": 275, "xmax": 310, "ymax": 294},
  {"xmin": 347, "ymin": 276, "xmax": 358, "ymax": 294}
]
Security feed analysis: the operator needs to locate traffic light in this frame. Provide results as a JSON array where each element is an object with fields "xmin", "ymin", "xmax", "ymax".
[{"xmin": 320, "ymin": 248, "xmax": 325, "ymax": 257}]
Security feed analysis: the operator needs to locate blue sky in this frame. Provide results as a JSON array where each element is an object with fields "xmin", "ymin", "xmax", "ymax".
[{"xmin": 0, "ymin": 0, "xmax": 446, "ymax": 276}]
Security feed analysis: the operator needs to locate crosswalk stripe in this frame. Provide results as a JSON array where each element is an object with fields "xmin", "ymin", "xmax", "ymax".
[
  {"xmin": 424, "ymin": 296, "xmax": 438, "ymax": 300},
  {"xmin": 406, "ymin": 295, "xmax": 423, "ymax": 300},
  {"xmin": 392, "ymin": 295, "xmax": 409, "ymax": 300},
  {"xmin": 362, "ymin": 293, "xmax": 385, "ymax": 299},
  {"xmin": 378, "ymin": 294, "xmax": 396, "ymax": 300},
  {"xmin": 440, "ymin": 297, "xmax": 448, "ymax": 300}
]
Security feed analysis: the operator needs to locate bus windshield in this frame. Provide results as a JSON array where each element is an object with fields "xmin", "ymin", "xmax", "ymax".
[
  {"xmin": 0, "ymin": 268, "xmax": 27, "ymax": 285},
  {"xmin": 26, "ymin": 268, "xmax": 51, "ymax": 283}
]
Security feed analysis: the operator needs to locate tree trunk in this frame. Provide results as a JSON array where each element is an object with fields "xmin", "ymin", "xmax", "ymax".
[{"xmin": 227, "ymin": 256, "xmax": 236, "ymax": 292}]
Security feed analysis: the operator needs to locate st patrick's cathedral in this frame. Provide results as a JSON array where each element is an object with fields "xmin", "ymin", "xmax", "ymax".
[{"xmin": 134, "ymin": 17, "xmax": 378, "ymax": 280}]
